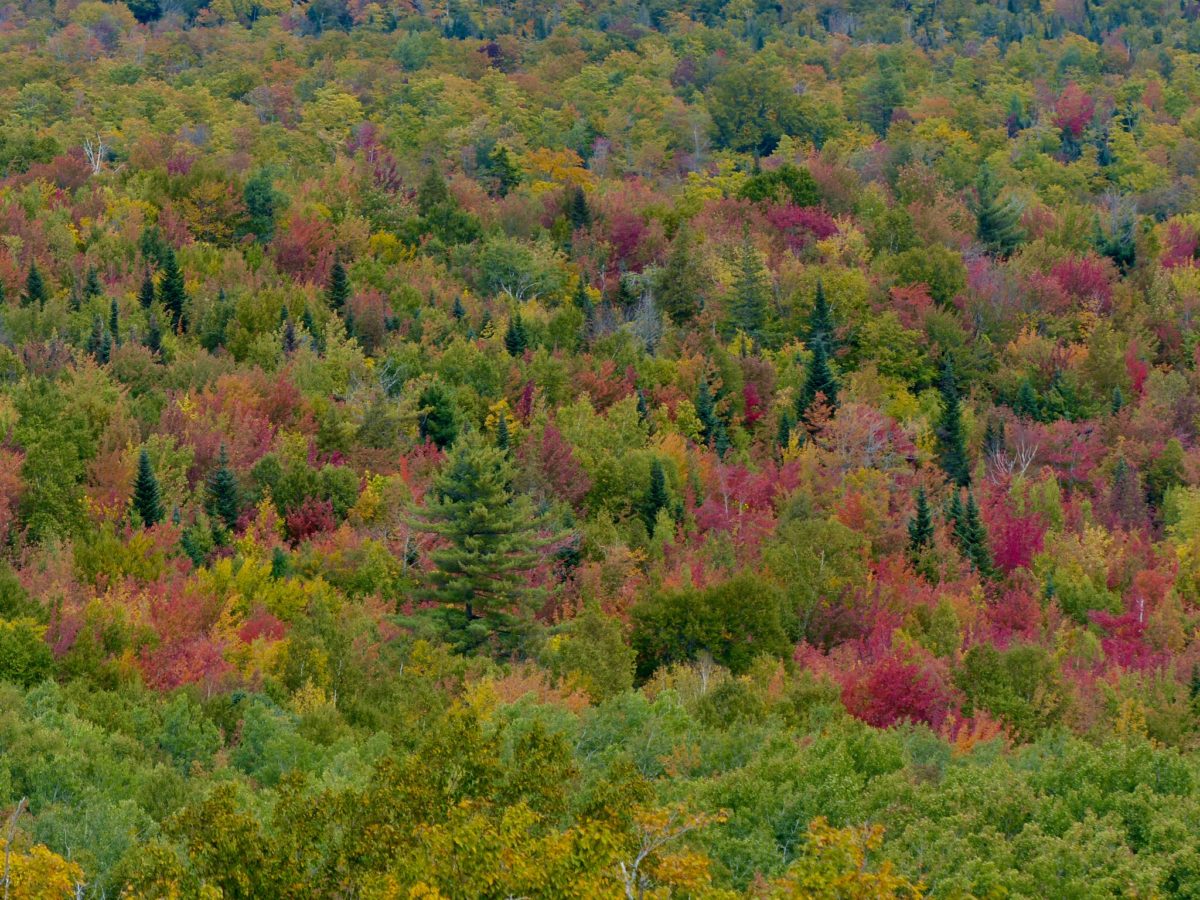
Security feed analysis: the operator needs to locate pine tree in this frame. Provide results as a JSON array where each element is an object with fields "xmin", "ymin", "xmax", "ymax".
[
  {"xmin": 282, "ymin": 317, "xmax": 297, "ymax": 354},
  {"xmin": 574, "ymin": 278, "xmax": 594, "ymax": 321},
  {"xmin": 953, "ymin": 491, "xmax": 993, "ymax": 576},
  {"xmin": 641, "ymin": 460, "xmax": 669, "ymax": 531},
  {"xmin": 970, "ymin": 163, "xmax": 1024, "ymax": 256},
  {"xmin": 109, "ymin": 298, "xmax": 120, "ymax": 345},
  {"xmin": 567, "ymin": 185, "xmax": 591, "ymax": 230},
  {"xmin": 418, "ymin": 382, "xmax": 459, "ymax": 449},
  {"xmin": 416, "ymin": 430, "xmax": 546, "ymax": 623},
  {"xmin": 907, "ymin": 487, "xmax": 934, "ymax": 558},
  {"xmin": 495, "ymin": 411, "xmax": 509, "ymax": 451},
  {"xmin": 452, "ymin": 296, "xmax": 466, "ymax": 320},
  {"xmin": 696, "ymin": 378, "xmax": 718, "ymax": 445},
  {"xmin": 22, "ymin": 263, "xmax": 47, "ymax": 308},
  {"xmin": 132, "ymin": 448, "xmax": 164, "ymax": 527},
  {"xmin": 159, "ymin": 248, "xmax": 187, "ymax": 330},
  {"xmin": 655, "ymin": 225, "xmax": 706, "ymax": 325},
  {"xmin": 504, "ymin": 310, "xmax": 528, "ymax": 356},
  {"xmin": 83, "ymin": 267, "xmax": 102, "ymax": 300},
  {"xmin": 1111, "ymin": 386, "xmax": 1125, "ymax": 414},
  {"xmin": 242, "ymin": 169, "xmax": 277, "ymax": 242},
  {"xmin": 729, "ymin": 230, "xmax": 770, "ymax": 340},
  {"xmin": 327, "ymin": 258, "xmax": 350, "ymax": 312},
  {"xmin": 806, "ymin": 279, "xmax": 836, "ymax": 354},
  {"xmin": 205, "ymin": 446, "xmax": 240, "ymax": 531},
  {"xmin": 86, "ymin": 315, "xmax": 106, "ymax": 360},
  {"xmin": 936, "ymin": 357, "xmax": 971, "ymax": 487},
  {"xmin": 796, "ymin": 340, "xmax": 838, "ymax": 421},
  {"xmin": 145, "ymin": 311, "xmax": 162, "ymax": 357},
  {"xmin": 139, "ymin": 268, "xmax": 156, "ymax": 310}
]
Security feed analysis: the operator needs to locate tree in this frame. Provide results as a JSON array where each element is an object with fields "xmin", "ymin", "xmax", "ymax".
[
  {"xmin": 159, "ymin": 248, "xmax": 187, "ymax": 330},
  {"xmin": 655, "ymin": 226, "xmax": 706, "ymax": 325},
  {"xmin": 729, "ymin": 230, "xmax": 770, "ymax": 340},
  {"xmin": 859, "ymin": 55, "xmax": 906, "ymax": 137},
  {"xmin": 242, "ymin": 169, "xmax": 278, "ymax": 242},
  {"xmin": 139, "ymin": 268, "xmax": 156, "ymax": 310},
  {"xmin": 640, "ymin": 460, "xmax": 669, "ymax": 532},
  {"xmin": 566, "ymin": 185, "xmax": 591, "ymax": 230},
  {"xmin": 504, "ymin": 310, "xmax": 528, "ymax": 356},
  {"xmin": 695, "ymin": 378, "xmax": 719, "ymax": 446},
  {"xmin": 145, "ymin": 311, "xmax": 163, "ymax": 356},
  {"xmin": 83, "ymin": 266, "xmax": 102, "ymax": 300},
  {"xmin": 416, "ymin": 430, "xmax": 547, "ymax": 623},
  {"xmin": 205, "ymin": 445, "xmax": 240, "ymax": 531},
  {"xmin": 109, "ymin": 297, "xmax": 120, "ymax": 345},
  {"xmin": 806, "ymin": 279, "xmax": 836, "ymax": 354},
  {"xmin": 908, "ymin": 488, "xmax": 934, "ymax": 559},
  {"xmin": 952, "ymin": 491, "xmax": 992, "ymax": 576},
  {"xmin": 22, "ymin": 263, "xmax": 47, "ymax": 308},
  {"xmin": 132, "ymin": 448, "xmax": 165, "ymax": 527},
  {"xmin": 970, "ymin": 163, "xmax": 1024, "ymax": 256},
  {"xmin": 936, "ymin": 358, "xmax": 970, "ymax": 487},
  {"xmin": 326, "ymin": 258, "xmax": 350, "ymax": 312},
  {"xmin": 708, "ymin": 60, "xmax": 812, "ymax": 157},
  {"xmin": 418, "ymin": 382, "xmax": 459, "ymax": 449},
  {"xmin": 796, "ymin": 340, "xmax": 838, "ymax": 421}
]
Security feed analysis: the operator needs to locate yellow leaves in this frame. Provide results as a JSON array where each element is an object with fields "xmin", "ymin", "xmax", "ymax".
[
  {"xmin": 1112, "ymin": 697, "xmax": 1150, "ymax": 743},
  {"xmin": 484, "ymin": 398, "xmax": 517, "ymax": 440},
  {"xmin": 765, "ymin": 817, "xmax": 924, "ymax": 899},
  {"xmin": 306, "ymin": 87, "xmax": 365, "ymax": 142},
  {"xmin": 521, "ymin": 147, "xmax": 595, "ymax": 193},
  {"xmin": 0, "ymin": 839, "xmax": 84, "ymax": 900},
  {"xmin": 175, "ymin": 392, "xmax": 198, "ymax": 422}
]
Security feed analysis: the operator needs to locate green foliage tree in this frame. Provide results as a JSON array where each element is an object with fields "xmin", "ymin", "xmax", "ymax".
[
  {"xmin": 326, "ymin": 258, "xmax": 350, "ymax": 312},
  {"xmin": 159, "ymin": 248, "xmax": 187, "ymax": 330},
  {"xmin": 23, "ymin": 262, "xmax": 47, "ymax": 308},
  {"xmin": 418, "ymin": 382, "xmax": 459, "ymax": 449},
  {"xmin": 729, "ymin": 231, "xmax": 770, "ymax": 340},
  {"xmin": 907, "ymin": 488, "xmax": 934, "ymax": 559},
  {"xmin": 242, "ymin": 169, "xmax": 278, "ymax": 242},
  {"xmin": 205, "ymin": 445, "xmax": 241, "ymax": 531},
  {"xmin": 655, "ymin": 225, "xmax": 706, "ymax": 325},
  {"xmin": 640, "ymin": 459, "xmax": 669, "ymax": 532},
  {"xmin": 132, "ymin": 448, "xmax": 164, "ymax": 527},
  {"xmin": 504, "ymin": 310, "xmax": 528, "ymax": 356},
  {"xmin": 970, "ymin": 163, "xmax": 1024, "ymax": 256},
  {"xmin": 936, "ymin": 357, "xmax": 971, "ymax": 487}
]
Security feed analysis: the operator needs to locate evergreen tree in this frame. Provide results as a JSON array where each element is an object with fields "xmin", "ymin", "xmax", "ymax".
[
  {"xmin": 132, "ymin": 448, "xmax": 164, "ymax": 527},
  {"xmin": 641, "ymin": 460, "xmax": 669, "ymax": 531},
  {"xmin": 139, "ymin": 268, "xmax": 156, "ymax": 310},
  {"xmin": 83, "ymin": 267, "xmax": 102, "ymax": 300},
  {"xmin": 327, "ymin": 258, "xmax": 350, "ymax": 312},
  {"xmin": 806, "ymin": 279, "xmax": 836, "ymax": 354},
  {"xmin": 777, "ymin": 410, "xmax": 794, "ymax": 448},
  {"xmin": 159, "ymin": 248, "xmax": 187, "ymax": 330},
  {"xmin": 145, "ymin": 311, "xmax": 162, "ymax": 357},
  {"xmin": 696, "ymin": 378, "xmax": 718, "ymax": 445},
  {"xmin": 504, "ymin": 310, "xmax": 528, "ymax": 356},
  {"xmin": 242, "ymin": 169, "xmax": 277, "ymax": 242},
  {"xmin": 452, "ymin": 296, "xmax": 466, "ymax": 320},
  {"xmin": 953, "ymin": 491, "xmax": 993, "ymax": 577},
  {"xmin": 936, "ymin": 357, "xmax": 971, "ymax": 487},
  {"xmin": 796, "ymin": 340, "xmax": 838, "ymax": 420},
  {"xmin": 109, "ymin": 298, "xmax": 120, "ymax": 345},
  {"xmin": 729, "ymin": 230, "xmax": 770, "ymax": 340},
  {"xmin": 416, "ymin": 430, "xmax": 546, "ymax": 623},
  {"xmin": 22, "ymin": 263, "xmax": 47, "ymax": 308},
  {"xmin": 1013, "ymin": 379, "xmax": 1040, "ymax": 419},
  {"xmin": 418, "ymin": 382, "xmax": 459, "ymax": 449},
  {"xmin": 205, "ymin": 446, "xmax": 240, "ymax": 531},
  {"xmin": 970, "ymin": 163, "xmax": 1024, "ymax": 256},
  {"xmin": 282, "ymin": 317, "xmax": 297, "ymax": 354},
  {"xmin": 655, "ymin": 225, "xmax": 706, "ymax": 325},
  {"xmin": 636, "ymin": 389, "xmax": 649, "ymax": 423},
  {"xmin": 1111, "ymin": 386, "xmax": 1125, "ymax": 414},
  {"xmin": 907, "ymin": 487, "xmax": 934, "ymax": 558},
  {"xmin": 566, "ymin": 185, "xmax": 591, "ymax": 230},
  {"xmin": 495, "ymin": 411, "xmax": 509, "ymax": 451},
  {"xmin": 574, "ymin": 278, "xmax": 594, "ymax": 321},
  {"xmin": 983, "ymin": 418, "xmax": 1006, "ymax": 458},
  {"xmin": 417, "ymin": 167, "xmax": 451, "ymax": 216}
]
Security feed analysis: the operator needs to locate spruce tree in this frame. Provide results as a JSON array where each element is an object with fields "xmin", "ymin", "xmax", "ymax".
[
  {"xmin": 729, "ymin": 230, "xmax": 770, "ymax": 340},
  {"xmin": 109, "ymin": 298, "xmax": 120, "ymax": 345},
  {"xmin": 970, "ymin": 163, "xmax": 1024, "ymax": 256},
  {"xmin": 1111, "ymin": 386, "xmax": 1125, "ymax": 414},
  {"xmin": 936, "ymin": 357, "xmax": 971, "ymax": 487},
  {"xmin": 567, "ymin": 185, "xmax": 591, "ymax": 230},
  {"xmin": 242, "ymin": 169, "xmax": 277, "ymax": 242},
  {"xmin": 806, "ymin": 279, "xmax": 836, "ymax": 354},
  {"xmin": 145, "ymin": 312, "xmax": 162, "ymax": 357},
  {"xmin": 132, "ymin": 448, "xmax": 164, "ymax": 527},
  {"xmin": 83, "ymin": 267, "xmax": 102, "ymax": 300},
  {"xmin": 139, "ymin": 268, "xmax": 156, "ymax": 310},
  {"xmin": 641, "ymin": 460, "xmax": 669, "ymax": 531},
  {"xmin": 418, "ymin": 382, "xmax": 459, "ymax": 449},
  {"xmin": 777, "ymin": 410, "xmax": 794, "ymax": 448},
  {"xmin": 416, "ymin": 430, "xmax": 546, "ymax": 623},
  {"xmin": 907, "ymin": 487, "xmax": 934, "ymax": 558},
  {"xmin": 1014, "ymin": 380, "xmax": 1039, "ymax": 420},
  {"xmin": 205, "ymin": 446, "xmax": 240, "ymax": 531},
  {"xmin": 655, "ymin": 225, "xmax": 705, "ymax": 325},
  {"xmin": 452, "ymin": 296, "xmax": 466, "ymax": 320},
  {"xmin": 495, "ymin": 411, "xmax": 509, "ymax": 451},
  {"xmin": 23, "ymin": 263, "xmax": 47, "ymax": 308},
  {"xmin": 282, "ymin": 317, "xmax": 297, "ymax": 354},
  {"xmin": 504, "ymin": 310, "xmax": 528, "ymax": 356},
  {"xmin": 159, "ymin": 248, "xmax": 187, "ymax": 330},
  {"xmin": 796, "ymin": 340, "xmax": 838, "ymax": 421},
  {"xmin": 953, "ymin": 491, "xmax": 993, "ymax": 577},
  {"xmin": 327, "ymin": 258, "xmax": 350, "ymax": 312},
  {"xmin": 574, "ymin": 278, "xmax": 594, "ymax": 320},
  {"xmin": 695, "ymin": 378, "xmax": 718, "ymax": 445}
]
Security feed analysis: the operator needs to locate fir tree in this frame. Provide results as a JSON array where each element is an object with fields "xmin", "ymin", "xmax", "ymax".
[
  {"xmin": 452, "ymin": 296, "xmax": 466, "ymax": 320},
  {"xmin": 282, "ymin": 317, "xmax": 297, "ymax": 354},
  {"xmin": 205, "ymin": 445, "xmax": 240, "ymax": 531},
  {"xmin": 574, "ymin": 278, "xmax": 594, "ymax": 320},
  {"xmin": 139, "ymin": 268, "xmax": 156, "ymax": 310},
  {"xmin": 655, "ymin": 225, "xmax": 705, "ymax": 325},
  {"xmin": 327, "ymin": 258, "xmax": 350, "ymax": 312},
  {"xmin": 953, "ymin": 491, "xmax": 993, "ymax": 577},
  {"xmin": 806, "ymin": 279, "xmax": 836, "ymax": 355},
  {"xmin": 145, "ymin": 312, "xmax": 162, "ymax": 357},
  {"xmin": 416, "ymin": 430, "xmax": 547, "ymax": 623},
  {"xmin": 777, "ymin": 411, "xmax": 794, "ymax": 448},
  {"xmin": 109, "ymin": 298, "xmax": 120, "ymax": 346},
  {"xmin": 729, "ymin": 230, "xmax": 770, "ymax": 340},
  {"xmin": 907, "ymin": 487, "xmax": 934, "ymax": 558},
  {"xmin": 86, "ymin": 315, "xmax": 106, "ymax": 360},
  {"xmin": 132, "ymin": 448, "xmax": 164, "ymax": 527},
  {"xmin": 159, "ymin": 248, "xmax": 187, "ymax": 330},
  {"xmin": 696, "ymin": 378, "xmax": 718, "ymax": 445},
  {"xmin": 969, "ymin": 163, "xmax": 1024, "ymax": 256},
  {"xmin": 567, "ymin": 185, "xmax": 592, "ymax": 230},
  {"xmin": 242, "ymin": 169, "xmax": 277, "ymax": 242},
  {"xmin": 936, "ymin": 357, "xmax": 971, "ymax": 487},
  {"xmin": 83, "ymin": 267, "xmax": 102, "ymax": 300},
  {"xmin": 504, "ymin": 310, "xmax": 528, "ymax": 356},
  {"xmin": 796, "ymin": 340, "xmax": 838, "ymax": 420},
  {"xmin": 641, "ymin": 460, "xmax": 669, "ymax": 531},
  {"xmin": 418, "ymin": 382, "xmax": 459, "ymax": 449},
  {"xmin": 495, "ymin": 411, "xmax": 510, "ymax": 451},
  {"xmin": 636, "ymin": 389, "xmax": 649, "ymax": 423},
  {"xmin": 23, "ymin": 263, "xmax": 47, "ymax": 308},
  {"xmin": 1111, "ymin": 386, "xmax": 1125, "ymax": 414}
]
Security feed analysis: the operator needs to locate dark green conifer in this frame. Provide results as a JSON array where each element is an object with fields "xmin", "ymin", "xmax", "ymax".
[
  {"xmin": 936, "ymin": 357, "xmax": 971, "ymax": 487},
  {"xmin": 641, "ymin": 460, "xmax": 669, "ymax": 531},
  {"xmin": 908, "ymin": 487, "xmax": 934, "ymax": 559},
  {"xmin": 504, "ymin": 310, "xmax": 528, "ymax": 356},
  {"xmin": 23, "ymin": 263, "xmax": 47, "ymax": 308},
  {"xmin": 132, "ymin": 448, "xmax": 164, "ymax": 527},
  {"xmin": 327, "ymin": 258, "xmax": 350, "ymax": 312},
  {"xmin": 158, "ymin": 248, "xmax": 187, "ymax": 330},
  {"xmin": 139, "ymin": 268, "xmax": 156, "ymax": 310},
  {"xmin": 205, "ymin": 446, "xmax": 240, "ymax": 531}
]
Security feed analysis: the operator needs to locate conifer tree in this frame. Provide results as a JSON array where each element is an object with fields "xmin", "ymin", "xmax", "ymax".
[
  {"xmin": 452, "ymin": 296, "xmax": 466, "ymax": 320},
  {"xmin": 159, "ymin": 248, "xmax": 187, "ymax": 330},
  {"xmin": 145, "ymin": 312, "xmax": 162, "ymax": 357},
  {"xmin": 970, "ymin": 163, "xmax": 1024, "ymax": 256},
  {"xmin": 641, "ymin": 460, "xmax": 669, "ymax": 531},
  {"xmin": 139, "ymin": 268, "xmax": 156, "ymax": 310},
  {"xmin": 418, "ymin": 382, "xmax": 459, "ymax": 449},
  {"xmin": 953, "ymin": 491, "xmax": 993, "ymax": 577},
  {"xmin": 729, "ymin": 230, "xmax": 770, "ymax": 340},
  {"xmin": 636, "ymin": 389, "xmax": 649, "ymax": 424},
  {"xmin": 205, "ymin": 446, "xmax": 240, "ymax": 531},
  {"xmin": 282, "ymin": 317, "xmax": 297, "ymax": 354},
  {"xmin": 796, "ymin": 340, "xmax": 838, "ymax": 421},
  {"xmin": 907, "ymin": 487, "xmax": 934, "ymax": 558},
  {"xmin": 777, "ymin": 411, "xmax": 794, "ymax": 448},
  {"xmin": 83, "ymin": 267, "xmax": 102, "ymax": 300},
  {"xmin": 574, "ymin": 278, "xmax": 594, "ymax": 321},
  {"xmin": 504, "ymin": 310, "xmax": 528, "ymax": 356},
  {"xmin": 109, "ymin": 298, "xmax": 120, "ymax": 345},
  {"xmin": 655, "ymin": 226, "xmax": 705, "ymax": 325},
  {"xmin": 696, "ymin": 378, "xmax": 718, "ymax": 445},
  {"xmin": 327, "ymin": 258, "xmax": 350, "ymax": 312},
  {"xmin": 567, "ymin": 185, "xmax": 591, "ymax": 230},
  {"xmin": 23, "ymin": 263, "xmax": 47, "ymax": 308},
  {"xmin": 416, "ymin": 430, "xmax": 546, "ymax": 623},
  {"xmin": 495, "ymin": 411, "xmax": 509, "ymax": 451},
  {"xmin": 1111, "ymin": 386, "xmax": 1125, "ymax": 414},
  {"xmin": 806, "ymin": 280, "xmax": 836, "ymax": 354},
  {"xmin": 86, "ymin": 315, "xmax": 106, "ymax": 360},
  {"xmin": 936, "ymin": 357, "xmax": 971, "ymax": 487},
  {"xmin": 132, "ymin": 448, "xmax": 164, "ymax": 527}
]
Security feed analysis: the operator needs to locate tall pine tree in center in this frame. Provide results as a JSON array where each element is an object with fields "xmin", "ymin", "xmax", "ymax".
[
  {"xmin": 936, "ymin": 356, "xmax": 971, "ymax": 487},
  {"xmin": 132, "ymin": 448, "xmax": 164, "ymax": 527}
]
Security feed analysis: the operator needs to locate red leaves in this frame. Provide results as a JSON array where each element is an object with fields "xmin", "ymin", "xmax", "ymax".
[
  {"xmin": 842, "ymin": 651, "xmax": 959, "ymax": 730},
  {"xmin": 1053, "ymin": 83, "xmax": 1095, "ymax": 138},
  {"xmin": 1050, "ymin": 253, "xmax": 1114, "ymax": 313},
  {"xmin": 285, "ymin": 497, "xmax": 337, "ymax": 544}
]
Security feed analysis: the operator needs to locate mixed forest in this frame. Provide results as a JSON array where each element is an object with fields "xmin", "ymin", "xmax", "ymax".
[{"xmin": 5, "ymin": 0, "xmax": 1200, "ymax": 895}]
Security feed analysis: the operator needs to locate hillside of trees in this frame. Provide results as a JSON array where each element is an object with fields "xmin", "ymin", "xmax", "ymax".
[{"xmin": 4, "ymin": 0, "xmax": 1200, "ymax": 895}]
